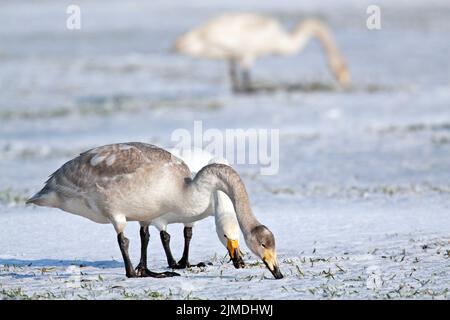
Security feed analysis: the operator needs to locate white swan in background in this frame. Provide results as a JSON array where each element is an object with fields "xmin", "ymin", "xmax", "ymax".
[
  {"xmin": 151, "ymin": 154, "xmax": 245, "ymax": 269},
  {"xmin": 174, "ymin": 13, "xmax": 350, "ymax": 92},
  {"xmin": 27, "ymin": 143, "xmax": 282, "ymax": 279}
]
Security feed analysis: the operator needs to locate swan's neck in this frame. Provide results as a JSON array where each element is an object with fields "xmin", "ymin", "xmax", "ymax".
[
  {"xmin": 215, "ymin": 190, "xmax": 234, "ymax": 215},
  {"xmin": 185, "ymin": 164, "xmax": 259, "ymax": 235},
  {"xmin": 279, "ymin": 19, "xmax": 346, "ymax": 73}
]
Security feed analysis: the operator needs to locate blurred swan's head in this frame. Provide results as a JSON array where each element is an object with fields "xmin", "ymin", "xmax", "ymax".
[
  {"xmin": 329, "ymin": 57, "xmax": 351, "ymax": 88},
  {"xmin": 174, "ymin": 31, "xmax": 205, "ymax": 56},
  {"xmin": 335, "ymin": 63, "xmax": 351, "ymax": 88}
]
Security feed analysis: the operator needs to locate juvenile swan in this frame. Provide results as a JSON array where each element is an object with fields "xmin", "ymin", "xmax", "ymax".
[
  {"xmin": 27, "ymin": 143, "xmax": 282, "ymax": 279},
  {"xmin": 152, "ymin": 157, "xmax": 245, "ymax": 269},
  {"xmin": 175, "ymin": 13, "xmax": 350, "ymax": 92}
]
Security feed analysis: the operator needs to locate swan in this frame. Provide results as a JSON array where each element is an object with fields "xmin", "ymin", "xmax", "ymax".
[
  {"xmin": 174, "ymin": 13, "xmax": 350, "ymax": 92},
  {"xmin": 26, "ymin": 142, "xmax": 283, "ymax": 279},
  {"xmin": 151, "ymin": 156, "xmax": 245, "ymax": 269}
]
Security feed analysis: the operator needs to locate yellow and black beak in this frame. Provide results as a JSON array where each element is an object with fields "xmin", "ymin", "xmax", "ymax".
[
  {"xmin": 263, "ymin": 249, "xmax": 283, "ymax": 279},
  {"xmin": 227, "ymin": 239, "xmax": 245, "ymax": 269}
]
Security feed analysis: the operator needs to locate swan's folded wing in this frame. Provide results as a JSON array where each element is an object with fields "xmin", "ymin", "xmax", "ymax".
[{"xmin": 48, "ymin": 143, "xmax": 150, "ymax": 194}]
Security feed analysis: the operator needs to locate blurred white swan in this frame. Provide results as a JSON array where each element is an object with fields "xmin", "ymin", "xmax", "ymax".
[{"xmin": 175, "ymin": 13, "xmax": 350, "ymax": 92}]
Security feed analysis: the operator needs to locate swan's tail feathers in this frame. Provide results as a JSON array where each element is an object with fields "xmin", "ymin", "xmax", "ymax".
[{"xmin": 26, "ymin": 186, "xmax": 58, "ymax": 207}]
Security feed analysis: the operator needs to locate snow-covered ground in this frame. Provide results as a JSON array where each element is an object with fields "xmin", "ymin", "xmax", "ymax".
[{"xmin": 0, "ymin": 0, "xmax": 449, "ymax": 299}]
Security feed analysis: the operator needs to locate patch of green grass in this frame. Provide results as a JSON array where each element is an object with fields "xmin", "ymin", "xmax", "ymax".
[
  {"xmin": 183, "ymin": 291, "xmax": 204, "ymax": 300},
  {"xmin": 431, "ymin": 136, "xmax": 450, "ymax": 145},
  {"xmin": 295, "ymin": 265, "xmax": 305, "ymax": 278},
  {"xmin": 143, "ymin": 289, "xmax": 167, "ymax": 300},
  {"xmin": 0, "ymin": 188, "xmax": 29, "ymax": 206},
  {"xmin": 0, "ymin": 287, "xmax": 31, "ymax": 300},
  {"xmin": 0, "ymin": 98, "xmax": 224, "ymax": 121},
  {"xmin": 120, "ymin": 289, "xmax": 139, "ymax": 299},
  {"xmin": 264, "ymin": 186, "xmax": 296, "ymax": 195}
]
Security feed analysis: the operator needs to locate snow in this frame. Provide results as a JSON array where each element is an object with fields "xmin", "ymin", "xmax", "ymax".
[{"xmin": 0, "ymin": 0, "xmax": 450, "ymax": 299}]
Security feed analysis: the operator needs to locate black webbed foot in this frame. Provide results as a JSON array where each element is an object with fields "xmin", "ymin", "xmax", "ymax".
[
  {"xmin": 168, "ymin": 261, "xmax": 179, "ymax": 269},
  {"xmin": 146, "ymin": 270, "xmax": 180, "ymax": 278},
  {"xmin": 136, "ymin": 263, "xmax": 180, "ymax": 277},
  {"xmin": 172, "ymin": 260, "xmax": 211, "ymax": 269},
  {"xmin": 125, "ymin": 270, "xmax": 138, "ymax": 278},
  {"xmin": 172, "ymin": 259, "xmax": 190, "ymax": 269}
]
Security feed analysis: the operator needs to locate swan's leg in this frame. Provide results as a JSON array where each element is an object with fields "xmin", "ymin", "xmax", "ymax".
[
  {"xmin": 111, "ymin": 215, "xmax": 137, "ymax": 278},
  {"xmin": 135, "ymin": 225, "xmax": 150, "ymax": 276},
  {"xmin": 175, "ymin": 226, "xmax": 207, "ymax": 269},
  {"xmin": 160, "ymin": 230, "xmax": 178, "ymax": 268},
  {"xmin": 136, "ymin": 225, "xmax": 180, "ymax": 278},
  {"xmin": 176, "ymin": 226, "xmax": 193, "ymax": 268},
  {"xmin": 117, "ymin": 233, "xmax": 137, "ymax": 278},
  {"xmin": 241, "ymin": 68, "xmax": 253, "ymax": 92},
  {"xmin": 228, "ymin": 60, "xmax": 240, "ymax": 92}
]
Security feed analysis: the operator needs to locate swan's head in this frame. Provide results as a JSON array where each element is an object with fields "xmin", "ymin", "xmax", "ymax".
[
  {"xmin": 246, "ymin": 225, "xmax": 283, "ymax": 279},
  {"xmin": 210, "ymin": 157, "xmax": 245, "ymax": 269},
  {"xmin": 331, "ymin": 59, "xmax": 351, "ymax": 88},
  {"xmin": 173, "ymin": 32, "xmax": 205, "ymax": 56}
]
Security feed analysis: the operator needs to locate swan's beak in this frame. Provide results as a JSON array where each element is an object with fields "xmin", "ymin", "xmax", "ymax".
[
  {"xmin": 334, "ymin": 62, "xmax": 351, "ymax": 88},
  {"xmin": 263, "ymin": 249, "xmax": 283, "ymax": 279},
  {"xmin": 338, "ymin": 68, "xmax": 350, "ymax": 88},
  {"xmin": 227, "ymin": 239, "xmax": 245, "ymax": 269}
]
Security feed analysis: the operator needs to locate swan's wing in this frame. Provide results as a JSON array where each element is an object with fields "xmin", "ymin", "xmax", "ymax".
[
  {"xmin": 28, "ymin": 143, "xmax": 152, "ymax": 205},
  {"xmin": 204, "ymin": 14, "xmax": 283, "ymax": 46},
  {"xmin": 48, "ymin": 143, "xmax": 149, "ymax": 193},
  {"xmin": 176, "ymin": 13, "xmax": 284, "ymax": 59}
]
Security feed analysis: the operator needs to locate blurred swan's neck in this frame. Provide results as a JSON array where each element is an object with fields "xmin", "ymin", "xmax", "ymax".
[{"xmin": 279, "ymin": 19, "xmax": 343, "ymax": 64}]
